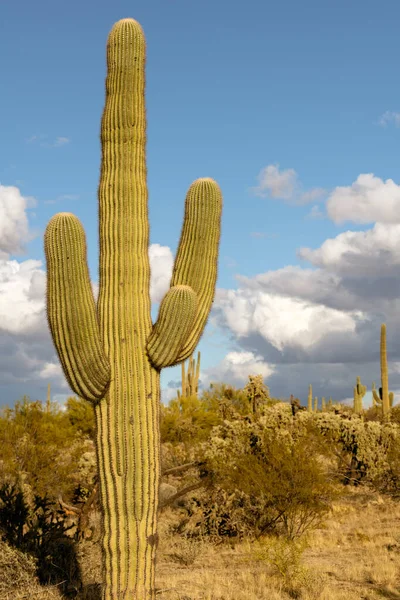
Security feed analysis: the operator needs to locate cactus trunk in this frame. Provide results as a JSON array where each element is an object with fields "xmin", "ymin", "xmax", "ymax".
[
  {"xmin": 44, "ymin": 18, "xmax": 222, "ymax": 599},
  {"xmin": 380, "ymin": 324, "xmax": 390, "ymax": 417}
]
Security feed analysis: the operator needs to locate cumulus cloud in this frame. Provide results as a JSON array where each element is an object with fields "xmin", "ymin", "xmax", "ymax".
[
  {"xmin": 202, "ymin": 351, "xmax": 274, "ymax": 388},
  {"xmin": 250, "ymin": 164, "xmax": 326, "ymax": 205},
  {"xmin": 0, "ymin": 259, "xmax": 46, "ymax": 335},
  {"xmin": 326, "ymin": 174, "xmax": 400, "ymax": 225},
  {"xmin": 209, "ymin": 211, "xmax": 400, "ymax": 403},
  {"xmin": 215, "ymin": 287, "xmax": 365, "ymax": 354},
  {"xmin": 0, "ymin": 185, "xmax": 38, "ymax": 258},
  {"xmin": 298, "ymin": 222, "xmax": 400, "ymax": 277},
  {"xmin": 149, "ymin": 243, "xmax": 173, "ymax": 303}
]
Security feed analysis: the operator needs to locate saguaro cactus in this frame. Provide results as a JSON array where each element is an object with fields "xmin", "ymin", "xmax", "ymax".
[
  {"xmin": 372, "ymin": 324, "xmax": 392, "ymax": 419},
  {"xmin": 44, "ymin": 18, "xmax": 222, "ymax": 599},
  {"xmin": 307, "ymin": 384, "xmax": 313, "ymax": 412},
  {"xmin": 353, "ymin": 376, "xmax": 366, "ymax": 414},
  {"xmin": 177, "ymin": 350, "xmax": 201, "ymax": 399}
]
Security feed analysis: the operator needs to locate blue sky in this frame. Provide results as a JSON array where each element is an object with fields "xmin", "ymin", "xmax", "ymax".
[{"xmin": 1, "ymin": 0, "xmax": 400, "ymax": 409}]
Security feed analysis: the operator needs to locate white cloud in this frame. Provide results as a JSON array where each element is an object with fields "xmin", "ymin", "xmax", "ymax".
[
  {"xmin": 149, "ymin": 243, "xmax": 174, "ymax": 303},
  {"xmin": 0, "ymin": 259, "xmax": 45, "ymax": 335},
  {"xmin": 250, "ymin": 164, "xmax": 326, "ymax": 205},
  {"xmin": 252, "ymin": 164, "xmax": 298, "ymax": 200},
  {"xmin": 326, "ymin": 174, "xmax": 400, "ymax": 225},
  {"xmin": 0, "ymin": 185, "xmax": 38, "ymax": 258},
  {"xmin": 298, "ymin": 222, "xmax": 400, "ymax": 275},
  {"xmin": 378, "ymin": 111, "xmax": 400, "ymax": 127},
  {"xmin": 202, "ymin": 351, "xmax": 275, "ymax": 388},
  {"xmin": 215, "ymin": 287, "xmax": 364, "ymax": 353}
]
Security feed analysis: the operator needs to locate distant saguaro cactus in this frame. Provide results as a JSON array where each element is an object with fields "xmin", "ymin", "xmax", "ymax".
[
  {"xmin": 44, "ymin": 18, "xmax": 222, "ymax": 599},
  {"xmin": 353, "ymin": 376, "xmax": 366, "ymax": 414},
  {"xmin": 372, "ymin": 324, "xmax": 393, "ymax": 419},
  {"xmin": 307, "ymin": 384, "xmax": 313, "ymax": 412},
  {"xmin": 178, "ymin": 351, "xmax": 201, "ymax": 399}
]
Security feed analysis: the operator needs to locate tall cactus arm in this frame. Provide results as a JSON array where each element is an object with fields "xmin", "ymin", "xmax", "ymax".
[
  {"xmin": 44, "ymin": 213, "xmax": 111, "ymax": 402},
  {"xmin": 172, "ymin": 178, "xmax": 222, "ymax": 361},
  {"xmin": 147, "ymin": 178, "xmax": 222, "ymax": 367}
]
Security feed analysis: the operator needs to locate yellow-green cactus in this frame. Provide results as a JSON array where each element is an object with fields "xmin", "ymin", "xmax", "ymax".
[
  {"xmin": 372, "ymin": 324, "xmax": 392, "ymax": 418},
  {"xmin": 321, "ymin": 396, "xmax": 326, "ymax": 411},
  {"xmin": 178, "ymin": 350, "xmax": 201, "ymax": 399},
  {"xmin": 314, "ymin": 395, "xmax": 318, "ymax": 412},
  {"xmin": 307, "ymin": 384, "xmax": 312, "ymax": 412},
  {"xmin": 44, "ymin": 18, "xmax": 222, "ymax": 599},
  {"xmin": 353, "ymin": 376, "xmax": 366, "ymax": 414}
]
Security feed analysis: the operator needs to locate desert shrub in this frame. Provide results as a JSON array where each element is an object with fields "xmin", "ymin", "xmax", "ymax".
[
  {"xmin": 0, "ymin": 482, "xmax": 82, "ymax": 595},
  {"xmin": 389, "ymin": 404, "xmax": 400, "ymax": 426},
  {"xmin": 251, "ymin": 534, "xmax": 327, "ymax": 598},
  {"xmin": 179, "ymin": 404, "xmax": 340, "ymax": 542},
  {"xmin": 0, "ymin": 538, "xmax": 38, "ymax": 597},
  {"xmin": 310, "ymin": 411, "xmax": 399, "ymax": 485},
  {"xmin": 160, "ymin": 394, "xmax": 221, "ymax": 445},
  {"xmin": 65, "ymin": 395, "xmax": 96, "ymax": 439},
  {"xmin": 0, "ymin": 396, "xmax": 91, "ymax": 504},
  {"xmin": 370, "ymin": 432, "xmax": 400, "ymax": 496}
]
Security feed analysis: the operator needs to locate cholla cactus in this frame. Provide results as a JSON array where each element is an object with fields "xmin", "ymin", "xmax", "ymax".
[
  {"xmin": 44, "ymin": 18, "xmax": 222, "ymax": 599},
  {"xmin": 243, "ymin": 374, "xmax": 270, "ymax": 416},
  {"xmin": 353, "ymin": 376, "xmax": 366, "ymax": 414},
  {"xmin": 321, "ymin": 397, "xmax": 326, "ymax": 411}
]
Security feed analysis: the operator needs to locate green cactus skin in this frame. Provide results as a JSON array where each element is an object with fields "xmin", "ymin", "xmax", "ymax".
[
  {"xmin": 380, "ymin": 324, "xmax": 391, "ymax": 418},
  {"xmin": 353, "ymin": 376, "xmax": 366, "ymax": 414},
  {"xmin": 179, "ymin": 351, "xmax": 201, "ymax": 398},
  {"xmin": 307, "ymin": 384, "xmax": 312, "ymax": 412},
  {"xmin": 372, "ymin": 325, "xmax": 392, "ymax": 418},
  {"xmin": 44, "ymin": 19, "xmax": 222, "ymax": 599}
]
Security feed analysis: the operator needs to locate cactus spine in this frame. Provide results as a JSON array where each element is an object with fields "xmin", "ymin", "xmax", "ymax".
[
  {"xmin": 353, "ymin": 376, "xmax": 366, "ymax": 414},
  {"xmin": 44, "ymin": 19, "xmax": 222, "ymax": 599},
  {"xmin": 307, "ymin": 384, "xmax": 312, "ymax": 412},
  {"xmin": 177, "ymin": 351, "xmax": 201, "ymax": 399}
]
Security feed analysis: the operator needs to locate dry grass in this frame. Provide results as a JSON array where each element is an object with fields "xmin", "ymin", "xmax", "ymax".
[{"xmin": 2, "ymin": 488, "xmax": 400, "ymax": 599}]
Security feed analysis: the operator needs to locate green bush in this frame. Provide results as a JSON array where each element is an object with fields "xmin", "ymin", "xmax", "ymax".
[{"xmin": 0, "ymin": 396, "xmax": 91, "ymax": 503}]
